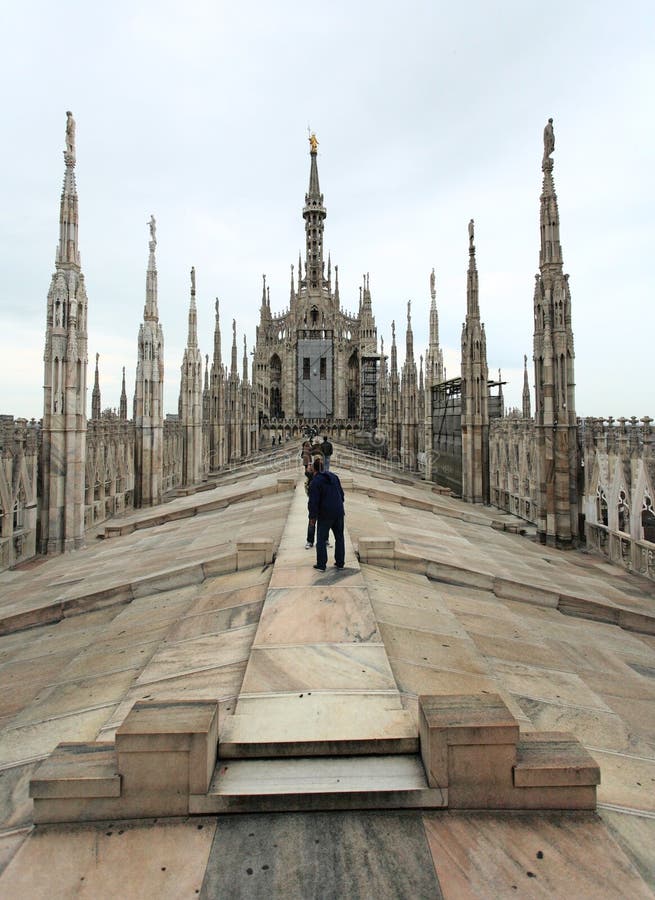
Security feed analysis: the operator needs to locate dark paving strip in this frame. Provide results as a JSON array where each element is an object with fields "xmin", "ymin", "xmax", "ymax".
[{"xmin": 200, "ymin": 810, "xmax": 443, "ymax": 899}]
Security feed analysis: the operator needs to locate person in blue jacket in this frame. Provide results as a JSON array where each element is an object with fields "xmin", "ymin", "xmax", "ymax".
[{"xmin": 307, "ymin": 457, "xmax": 345, "ymax": 571}]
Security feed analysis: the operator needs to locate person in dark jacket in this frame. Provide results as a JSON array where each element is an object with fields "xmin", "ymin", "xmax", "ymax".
[
  {"xmin": 320, "ymin": 435, "xmax": 333, "ymax": 471},
  {"xmin": 307, "ymin": 457, "xmax": 345, "ymax": 571}
]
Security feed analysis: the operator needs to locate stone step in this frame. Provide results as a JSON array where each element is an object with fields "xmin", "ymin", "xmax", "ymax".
[
  {"xmin": 220, "ymin": 693, "xmax": 418, "ymax": 758},
  {"xmin": 513, "ymin": 732, "xmax": 601, "ymax": 788},
  {"xmin": 30, "ymin": 743, "xmax": 120, "ymax": 800},
  {"xmin": 190, "ymin": 754, "xmax": 446, "ymax": 814}
]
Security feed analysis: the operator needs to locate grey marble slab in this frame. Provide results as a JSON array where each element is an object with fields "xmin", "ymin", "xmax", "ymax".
[{"xmin": 200, "ymin": 811, "xmax": 443, "ymax": 899}]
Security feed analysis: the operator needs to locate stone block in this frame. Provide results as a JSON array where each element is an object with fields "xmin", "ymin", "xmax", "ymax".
[
  {"xmin": 131, "ymin": 563, "xmax": 205, "ymax": 598},
  {"xmin": 400, "ymin": 497, "xmax": 434, "ymax": 512},
  {"xmin": 493, "ymin": 577, "xmax": 560, "ymax": 609},
  {"xmin": 447, "ymin": 742, "xmax": 516, "ymax": 807},
  {"xmin": 419, "ymin": 694, "xmax": 519, "ymax": 789},
  {"xmin": 202, "ymin": 552, "xmax": 238, "ymax": 577},
  {"xmin": 425, "ymin": 561, "xmax": 494, "ymax": 590},
  {"xmin": 513, "ymin": 732, "xmax": 601, "ymax": 787},
  {"xmin": 119, "ymin": 749, "xmax": 189, "ymax": 803},
  {"xmin": 30, "ymin": 743, "xmax": 120, "ymax": 799},
  {"xmin": 358, "ymin": 538, "xmax": 395, "ymax": 564},
  {"xmin": 394, "ymin": 552, "xmax": 427, "ymax": 575},
  {"xmin": 237, "ymin": 539, "xmax": 273, "ymax": 570},
  {"xmin": 117, "ymin": 699, "xmax": 219, "ymax": 795}
]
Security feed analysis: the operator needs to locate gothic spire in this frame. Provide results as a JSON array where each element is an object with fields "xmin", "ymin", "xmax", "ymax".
[
  {"xmin": 213, "ymin": 299, "xmax": 222, "ymax": 369},
  {"xmin": 242, "ymin": 334, "xmax": 248, "ymax": 383},
  {"xmin": 56, "ymin": 111, "xmax": 80, "ymax": 268},
  {"xmin": 426, "ymin": 267, "xmax": 444, "ymax": 387},
  {"xmin": 522, "ymin": 354, "xmax": 531, "ymax": 418},
  {"xmin": 405, "ymin": 300, "xmax": 414, "ymax": 361},
  {"xmin": 187, "ymin": 267, "xmax": 197, "ymax": 348},
  {"xmin": 92, "ymin": 352, "xmax": 101, "ymax": 419},
  {"xmin": 231, "ymin": 319, "xmax": 238, "ymax": 376},
  {"xmin": 540, "ymin": 117, "xmax": 563, "ymax": 272},
  {"xmin": 144, "ymin": 215, "xmax": 159, "ymax": 321},
  {"xmin": 303, "ymin": 132, "xmax": 327, "ymax": 291},
  {"xmin": 390, "ymin": 320, "xmax": 398, "ymax": 375},
  {"xmin": 466, "ymin": 218, "xmax": 479, "ymax": 319},
  {"xmin": 119, "ymin": 366, "xmax": 127, "ymax": 420},
  {"xmin": 204, "ymin": 354, "xmax": 209, "ymax": 394}
]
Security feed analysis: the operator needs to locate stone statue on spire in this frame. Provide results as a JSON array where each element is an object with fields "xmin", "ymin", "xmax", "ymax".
[
  {"xmin": 430, "ymin": 267, "xmax": 436, "ymax": 300},
  {"xmin": 407, "ymin": 300, "xmax": 411, "ymax": 325},
  {"xmin": 65, "ymin": 110, "xmax": 76, "ymax": 161},
  {"xmin": 190, "ymin": 267, "xmax": 196, "ymax": 292},
  {"xmin": 309, "ymin": 132, "xmax": 319, "ymax": 153},
  {"xmin": 148, "ymin": 215, "xmax": 157, "ymax": 246},
  {"xmin": 468, "ymin": 218, "xmax": 475, "ymax": 250},
  {"xmin": 543, "ymin": 117, "xmax": 555, "ymax": 164}
]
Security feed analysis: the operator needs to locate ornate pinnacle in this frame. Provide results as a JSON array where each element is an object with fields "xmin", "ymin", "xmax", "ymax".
[
  {"xmin": 542, "ymin": 117, "xmax": 555, "ymax": 171},
  {"xmin": 64, "ymin": 110, "xmax": 76, "ymax": 166}
]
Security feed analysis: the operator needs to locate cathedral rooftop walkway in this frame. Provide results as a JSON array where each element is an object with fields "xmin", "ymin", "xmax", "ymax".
[{"xmin": 217, "ymin": 477, "xmax": 418, "ymax": 760}]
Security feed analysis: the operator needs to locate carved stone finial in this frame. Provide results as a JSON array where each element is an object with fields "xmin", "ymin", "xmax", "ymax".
[
  {"xmin": 148, "ymin": 215, "xmax": 157, "ymax": 245},
  {"xmin": 407, "ymin": 300, "xmax": 411, "ymax": 325},
  {"xmin": 232, "ymin": 318, "xmax": 236, "ymax": 337},
  {"xmin": 190, "ymin": 267, "xmax": 196, "ymax": 292},
  {"xmin": 65, "ymin": 110, "xmax": 76, "ymax": 161},
  {"xmin": 430, "ymin": 267, "xmax": 436, "ymax": 299},
  {"xmin": 309, "ymin": 132, "xmax": 319, "ymax": 153},
  {"xmin": 543, "ymin": 117, "xmax": 555, "ymax": 164},
  {"xmin": 215, "ymin": 297, "xmax": 219, "ymax": 316},
  {"xmin": 392, "ymin": 320, "xmax": 396, "ymax": 340},
  {"xmin": 468, "ymin": 218, "xmax": 475, "ymax": 250},
  {"xmin": 524, "ymin": 354, "xmax": 527, "ymax": 367}
]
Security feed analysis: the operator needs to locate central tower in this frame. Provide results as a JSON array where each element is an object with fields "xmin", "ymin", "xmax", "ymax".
[{"xmin": 253, "ymin": 134, "xmax": 378, "ymax": 433}]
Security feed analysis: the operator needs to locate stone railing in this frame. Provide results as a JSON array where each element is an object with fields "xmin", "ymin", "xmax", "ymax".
[{"xmin": 586, "ymin": 522, "xmax": 655, "ymax": 582}]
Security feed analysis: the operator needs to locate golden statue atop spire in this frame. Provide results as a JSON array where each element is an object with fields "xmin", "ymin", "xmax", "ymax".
[{"xmin": 309, "ymin": 132, "xmax": 319, "ymax": 153}]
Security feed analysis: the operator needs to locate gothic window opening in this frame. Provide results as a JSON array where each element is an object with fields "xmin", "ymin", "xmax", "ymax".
[
  {"xmin": 311, "ymin": 307, "xmax": 319, "ymax": 325},
  {"xmin": 320, "ymin": 358, "xmax": 326, "ymax": 380},
  {"xmin": 347, "ymin": 351, "xmax": 359, "ymax": 420},
  {"xmin": 597, "ymin": 487, "xmax": 608, "ymax": 526},
  {"xmin": 303, "ymin": 357, "xmax": 310, "ymax": 380},
  {"xmin": 269, "ymin": 353, "xmax": 282, "ymax": 418}
]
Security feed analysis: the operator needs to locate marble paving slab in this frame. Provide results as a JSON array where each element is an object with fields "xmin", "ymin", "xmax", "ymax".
[
  {"xmin": 0, "ymin": 817, "xmax": 217, "ymax": 899},
  {"xmin": 134, "ymin": 627, "xmax": 257, "ymax": 685},
  {"xmin": 600, "ymin": 808, "xmax": 655, "ymax": 893},
  {"xmin": 240, "ymin": 644, "xmax": 398, "ymax": 694},
  {"xmin": 200, "ymin": 811, "xmax": 443, "ymax": 899},
  {"xmin": 254, "ymin": 586, "xmax": 380, "ymax": 645},
  {"xmin": 423, "ymin": 811, "xmax": 652, "ymax": 898}
]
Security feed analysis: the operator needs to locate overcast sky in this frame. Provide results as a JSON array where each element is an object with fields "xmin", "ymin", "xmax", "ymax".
[{"xmin": 1, "ymin": 1, "xmax": 653, "ymax": 421}]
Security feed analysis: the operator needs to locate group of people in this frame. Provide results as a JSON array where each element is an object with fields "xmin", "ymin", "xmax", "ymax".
[{"xmin": 300, "ymin": 436, "xmax": 345, "ymax": 571}]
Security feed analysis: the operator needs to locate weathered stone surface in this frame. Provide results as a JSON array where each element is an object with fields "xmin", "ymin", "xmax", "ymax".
[{"xmin": 200, "ymin": 812, "xmax": 444, "ymax": 898}]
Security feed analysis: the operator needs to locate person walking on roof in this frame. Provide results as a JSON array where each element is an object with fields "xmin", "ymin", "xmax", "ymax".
[
  {"xmin": 320, "ymin": 434, "xmax": 333, "ymax": 471},
  {"xmin": 308, "ymin": 457, "xmax": 345, "ymax": 571}
]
